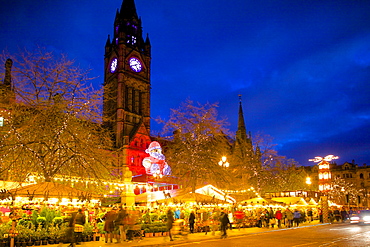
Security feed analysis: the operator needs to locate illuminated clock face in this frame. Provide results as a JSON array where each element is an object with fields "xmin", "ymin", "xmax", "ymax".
[
  {"xmin": 129, "ymin": 57, "xmax": 142, "ymax": 72},
  {"xmin": 110, "ymin": 58, "xmax": 118, "ymax": 73}
]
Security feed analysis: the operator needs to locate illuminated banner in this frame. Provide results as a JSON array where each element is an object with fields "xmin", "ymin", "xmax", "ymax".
[{"xmin": 142, "ymin": 141, "xmax": 171, "ymax": 177}]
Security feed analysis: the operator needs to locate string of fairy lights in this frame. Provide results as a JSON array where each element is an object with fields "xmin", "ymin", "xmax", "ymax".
[
  {"xmin": 222, "ymin": 187, "xmax": 260, "ymax": 198},
  {"xmin": 27, "ymin": 174, "xmax": 167, "ymax": 197}
]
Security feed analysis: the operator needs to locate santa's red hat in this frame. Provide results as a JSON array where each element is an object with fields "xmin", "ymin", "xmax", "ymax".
[{"xmin": 146, "ymin": 141, "xmax": 162, "ymax": 153}]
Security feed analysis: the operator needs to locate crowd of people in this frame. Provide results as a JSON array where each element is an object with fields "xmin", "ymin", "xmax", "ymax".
[
  {"xmin": 90, "ymin": 205, "xmax": 352, "ymax": 242},
  {"xmin": 0, "ymin": 202, "xmax": 354, "ymax": 245}
]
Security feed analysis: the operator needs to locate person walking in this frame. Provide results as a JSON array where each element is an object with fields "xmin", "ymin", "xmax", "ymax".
[
  {"xmin": 285, "ymin": 208, "xmax": 293, "ymax": 228},
  {"xmin": 293, "ymin": 209, "xmax": 301, "ymax": 227},
  {"xmin": 340, "ymin": 207, "xmax": 348, "ymax": 222},
  {"xmin": 114, "ymin": 205, "xmax": 128, "ymax": 243},
  {"xmin": 275, "ymin": 210, "xmax": 283, "ymax": 228},
  {"xmin": 166, "ymin": 208, "xmax": 174, "ymax": 241},
  {"xmin": 103, "ymin": 207, "xmax": 118, "ymax": 243},
  {"xmin": 66, "ymin": 212, "xmax": 77, "ymax": 247},
  {"xmin": 220, "ymin": 210, "xmax": 230, "ymax": 239},
  {"xmin": 210, "ymin": 209, "xmax": 220, "ymax": 236},
  {"xmin": 74, "ymin": 208, "xmax": 86, "ymax": 245},
  {"xmin": 307, "ymin": 208, "xmax": 313, "ymax": 222},
  {"xmin": 189, "ymin": 211, "xmax": 196, "ymax": 233}
]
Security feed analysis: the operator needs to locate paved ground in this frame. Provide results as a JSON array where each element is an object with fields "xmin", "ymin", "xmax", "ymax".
[{"xmin": 56, "ymin": 220, "xmax": 326, "ymax": 247}]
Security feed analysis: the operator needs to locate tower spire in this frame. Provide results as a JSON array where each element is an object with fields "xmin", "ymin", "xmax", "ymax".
[
  {"xmin": 236, "ymin": 94, "xmax": 247, "ymax": 141},
  {"xmin": 120, "ymin": 0, "xmax": 138, "ymax": 20}
]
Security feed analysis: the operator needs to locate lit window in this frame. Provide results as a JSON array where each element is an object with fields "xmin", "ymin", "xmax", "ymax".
[{"xmin": 0, "ymin": 117, "xmax": 4, "ymax": 127}]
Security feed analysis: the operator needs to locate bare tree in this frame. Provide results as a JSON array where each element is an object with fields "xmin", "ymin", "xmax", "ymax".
[
  {"xmin": 156, "ymin": 99, "xmax": 232, "ymax": 192},
  {"xmin": 329, "ymin": 176, "xmax": 364, "ymax": 206},
  {"xmin": 242, "ymin": 132, "xmax": 306, "ymax": 194},
  {"xmin": 0, "ymin": 46, "xmax": 114, "ymax": 184}
]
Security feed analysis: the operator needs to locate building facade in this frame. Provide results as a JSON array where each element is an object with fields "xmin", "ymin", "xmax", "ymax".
[{"xmin": 103, "ymin": 0, "xmax": 152, "ymax": 177}]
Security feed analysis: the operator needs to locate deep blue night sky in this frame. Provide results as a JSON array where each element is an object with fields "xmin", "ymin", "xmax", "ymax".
[{"xmin": 1, "ymin": 0, "xmax": 370, "ymax": 166}]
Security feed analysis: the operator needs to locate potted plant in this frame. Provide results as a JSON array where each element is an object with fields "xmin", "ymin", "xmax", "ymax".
[
  {"xmin": 82, "ymin": 223, "xmax": 93, "ymax": 242},
  {"xmin": 32, "ymin": 225, "xmax": 47, "ymax": 246},
  {"xmin": 161, "ymin": 226, "xmax": 168, "ymax": 236},
  {"xmin": 144, "ymin": 228, "xmax": 152, "ymax": 237},
  {"xmin": 47, "ymin": 225, "xmax": 61, "ymax": 244},
  {"xmin": 15, "ymin": 224, "xmax": 30, "ymax": 247},
  {"xmin": 52, "ymin": 217, "xmax": 63, "ymax": 226}
]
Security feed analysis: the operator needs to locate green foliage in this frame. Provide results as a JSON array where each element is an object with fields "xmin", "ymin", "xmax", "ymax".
[
  {"xmin": 142, "ymin": 212, "xmax": 151, "ymax": 224},
  {"xmin": 15, "ymin": 224, "xmax": 33, "ymax": 241},
  {"xmin": 48, "ymin": 224, "xmax": 63, "ymax": 240},
  {"xmin": 158, "ymin": 214, "xmax": 167, "ymax": 222},
  {"xmin": 149, "ymin": 213, "xmax": 159, "ymax": 222},
  {"xmin": 31, "ymin": 210, "xmax": 39, "ymax": 226},
  {"xmin": 36, "ymin": 217, "xmax": 46, "ymax": 225},
  {"xmin": 52, "ymin": 217, "xmax": 63, "ymax": 225},
  {"xmin": 97, "ymin": 222, "xmax": 105, "ymax": 234},
  {"xmin": 82, "ymin": 222, "xmax": 93, "ymax": 237}
]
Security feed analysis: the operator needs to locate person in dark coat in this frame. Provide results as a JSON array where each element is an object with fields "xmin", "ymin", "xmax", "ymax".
[
  {"xmin": 166, "ymin": 208, "xmax": 174, "ymax": 241},
  {"xmin": 114, "ymin": 205, "xmax": 128, "ymax": 243},
  {"xmin": 103, "ymin": 207, "xmax": 118, "ymax": 243},
  {"xmin": 189, "ymin": 211, "xmax": 196, "ymax": 233},
  {"xmin": 66, "ymin": 212, "xmax": 77, "ymax": 247},
  {"xmin": 74, "ymin": 208, "xmax": 86, "ymax": 244},
  {"xmin": 220, "ymin": 210, "xmax": 230, "ymax": 239},
  {"xmin": 340, "ymin": 207, "xmax": 348, "ymax": 222}
]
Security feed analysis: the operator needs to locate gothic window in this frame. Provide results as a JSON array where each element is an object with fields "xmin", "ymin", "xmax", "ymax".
[
  {"xmin": 360, "ymin": 173, "xmax": 364, "ymax": 179},
  {"xmin": 0, "ymin": 117, "xmax": 3, "ymax": 127}
]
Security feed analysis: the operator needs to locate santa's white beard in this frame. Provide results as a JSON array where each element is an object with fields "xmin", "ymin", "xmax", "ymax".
[{"xmin": 151, "ymin": 152, "xmax": 165, "ymax": 160}]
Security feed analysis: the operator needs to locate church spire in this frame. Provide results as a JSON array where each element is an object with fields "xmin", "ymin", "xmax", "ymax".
[
  {"xmin": 0, "ymin": 58, "xmax": 15, "ymax": 104},
  {"xmin": 236, "ymin": 94, "xmax": 247, "ymax": 142},
  {"xmin": 120, "ymin": 0, "xmax": 138, "ymax": 20}
]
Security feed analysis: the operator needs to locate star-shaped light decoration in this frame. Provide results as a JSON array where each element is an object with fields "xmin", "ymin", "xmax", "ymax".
[{"xmin": 309, "ymin": 155, "xmax": 339, "ymax": 163}]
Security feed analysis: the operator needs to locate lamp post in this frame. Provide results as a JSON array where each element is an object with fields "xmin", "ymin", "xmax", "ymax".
[
  {"xmin": 218, "ymin": 156, "xmax": 229, "ymax": 168},
  {"xmin": 309, "ymin": 154, "xmax": 339, "ymax": 223},
  {"xmin": 306, "ymin": 177, "xmax": 312, "ymax": 197}
]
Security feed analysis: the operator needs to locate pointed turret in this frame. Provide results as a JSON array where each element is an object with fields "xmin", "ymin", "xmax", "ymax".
[
  {"xmin": 144, "ymin": 33, "xmax": 151, "ymax": 55},
  {"xmin": 0, "ymin": 58, "xmax": 15, "ymax": 104},
  {"xmin": 120, "ymin": 0, "xmax": 138, "ymax": 20},
  {"xmin": 4, "ymin": 58, "xmax": 12, "ymax": 87},
  {"xmin": 236, "ymin": 94, "xmax": 247, "ymax": 142}
]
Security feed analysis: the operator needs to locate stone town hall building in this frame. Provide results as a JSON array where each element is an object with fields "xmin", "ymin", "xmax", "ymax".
[{"xmin": 103, "ymin": 0, "xmax": 153, "ymax": 178}]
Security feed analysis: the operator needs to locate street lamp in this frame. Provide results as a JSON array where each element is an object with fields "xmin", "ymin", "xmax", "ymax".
[
  {"xmin": 218, "ymin": 156, "xmax": 229, "ymax": 168},
  {"xmin": 306, "ymin": 177, "xmax": 312, "ymax": 185},
  {"xmin": 306, "ymin": 177, "xmax": 312, "ymax": 198}
]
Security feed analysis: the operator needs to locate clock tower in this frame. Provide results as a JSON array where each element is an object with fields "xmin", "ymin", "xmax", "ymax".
[{"xmin": 103, "ymin": 0, "xmax": 151, "ymax": 176}]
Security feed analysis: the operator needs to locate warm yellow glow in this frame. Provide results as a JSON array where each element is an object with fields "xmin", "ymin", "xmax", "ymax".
[
  {"xmin": 306, "ymin": 177, "xmax": 312, "ymax": 185},
  {"xmin": 47, "ymin": 198, "xmax": 59, "ymax": 203},
  {"xmin": 221, "ymin": 156, "xmax": 227, "ymax": 163},
  {"xmin": 319, "ymin": 163, "xmax": 330, "ymax": 169}
]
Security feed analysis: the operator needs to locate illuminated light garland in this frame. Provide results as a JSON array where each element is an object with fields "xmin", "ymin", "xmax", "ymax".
[{"xmin": 28, "ymin": 173, "xmax": 164, "ymax": 198}]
